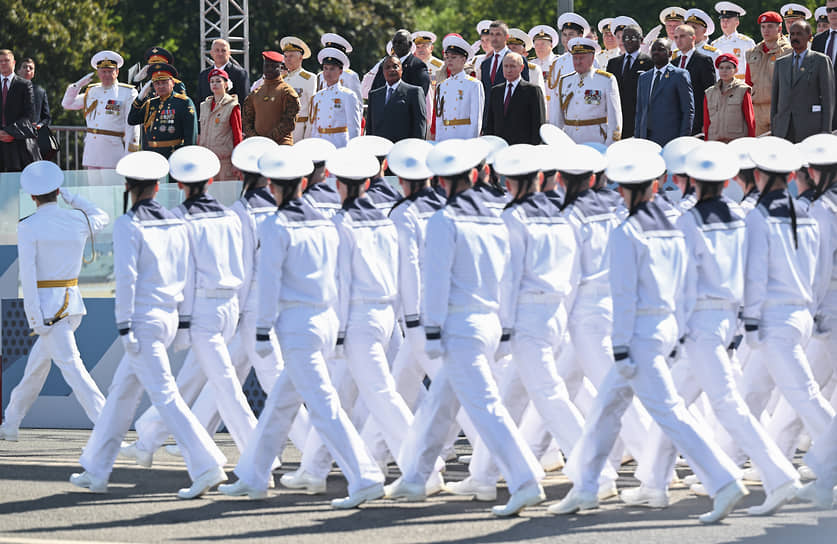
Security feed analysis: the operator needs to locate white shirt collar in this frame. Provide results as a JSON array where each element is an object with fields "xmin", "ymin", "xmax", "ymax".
[
  {"xmin": 507, "ymin": 76, "xmax": 522, "ymax": 90},
  {"xmin": 399, "ymin": 53, "xmax": 410, "ymax": 63},
  {"xmin": 494, "ymin": 47, "xmax": 510, "ymax": 59},
  {"xmin": 386, "ymin": 80, "xmax": 401, "ymax": 91},
  {"xmin": 214, "ymin": 61, "xmax": 229, "ymax": 70},
  {"xmin": 2, "ymin": 73, "xmax": 13, "ymax": 84}
]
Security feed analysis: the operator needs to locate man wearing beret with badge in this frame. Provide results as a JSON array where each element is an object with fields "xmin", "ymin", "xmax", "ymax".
[
  {"xmin": 62, "ymin": 50, "xmax": 140, "ymax": 168},
  {"xmin": 128, "ymin": 63, "xmax": 197, "ymax": 159},
  {"xmin": 746, "ymin": 11, "xmax": 793, "ymax": 135},
  {"xmin": 242, "ymin": 51, "xmax": 300, "ymax": 146}
]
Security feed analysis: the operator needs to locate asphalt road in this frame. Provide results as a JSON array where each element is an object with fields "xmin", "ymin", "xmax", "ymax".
[{"xmin": 0, "ymin": 429, "xmax": 835, "ymax": 543}]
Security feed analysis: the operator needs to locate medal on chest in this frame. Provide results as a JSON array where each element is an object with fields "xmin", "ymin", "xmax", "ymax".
[
  {"xmin": 333, "ymin": 98, "xmax": 342, "ymax": 109},
  {"xmin": 105, "ymin": 99, "xmax": 121, "ymax": 115},
  {"xmin": 584, "ymin": 89, "xmax": 602, "ymax": 105}
]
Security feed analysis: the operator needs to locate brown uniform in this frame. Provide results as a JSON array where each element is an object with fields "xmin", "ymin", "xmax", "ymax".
[
  {"xmin": 745, "ymin": 36, "xmax": 792, "ymax": 135},
  {"xmin": 242, "ymin": 77, "xmax": 300, "ymax": 145},
  {"xmin": 705, "ymin": 79, "xmax": 753, "ymax": 142}
]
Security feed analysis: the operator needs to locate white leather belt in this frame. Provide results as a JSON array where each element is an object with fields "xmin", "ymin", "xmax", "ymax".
[
  {"xmin": 448, "ymin": 304, "xmax": 498, "ymax": 314},
  {"xmin": 518, "ymin": 292, "xmax": 565, "ymax": 304},
  {"xmin": 196, "ymin": 287, "xmax": 237, "ymax": 299},
  {"xmin": 350, "ymin": 296, "xmax": 396, "ymax": 305},
  {"xmin": 763, "ymin": 299, "xmax": 809, "ymax": 309},
  {"xmin": 693, "ymin": 299, "xmax": 738, "ymax": 311},
  {"xmin": 635, "ymin": 308, "xmax": 671, "ymax": 317}
]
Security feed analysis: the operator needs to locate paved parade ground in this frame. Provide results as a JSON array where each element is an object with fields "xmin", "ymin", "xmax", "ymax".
[{"xmin": 0, "ymin": 429, "xmax": 835, "ymax": 543}]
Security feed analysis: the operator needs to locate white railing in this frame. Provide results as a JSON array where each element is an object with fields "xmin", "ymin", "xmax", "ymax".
[{"xmin": 50, "ymin": 126, "xmax": 86, "ymax": 170}]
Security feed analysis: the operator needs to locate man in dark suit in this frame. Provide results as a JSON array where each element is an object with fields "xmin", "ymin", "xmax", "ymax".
[
  {"xmin": 483, "ymin": 52, "xmax": 545, "ymax": 145},
  {"xmin": 0, "ymin": 49, "xmax": 40, "ymax": 172},
  {"xmin": 671, "ymin": 24, "xmax": 715, "ymax": 135},
  {"xmin": 366, "ymin": 55, "xmax": 427, "ymax": 141},
  {"xmin": 197, "ymin": 39, "xmax": 249, "ymax": 107},
  {"xmin": 772, "ymin": 21, "xmax": 835, "ymax": 142},
  {"xmin": 606, "ymin": 24, "xmax": 653, "ymax": 139},
  {"xmin": 371, "ymin": 29, "xmax": 430, "ymax": 96},
  {"xmin": 480, "ymin": 20, "xmax": 529, "ymax": 97},
  {"xmin": 811, "ymin": 0, "xmax": 837, "ymax": 130},
  {"xmin": 635, "ymin": 39, "xmax": 694, "ymax": 146}
]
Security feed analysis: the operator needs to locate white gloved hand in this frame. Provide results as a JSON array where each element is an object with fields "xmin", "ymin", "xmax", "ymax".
[
  {"xmin": 494, "ymin": 340, "xmax": 512, "ymax": 361},
  {"xmin": 172, "ymin": 329, "xmax": 191, "ymax": 352},
  {"xmin": 139, "ymin": 80, "xmax": 153, "ymax": 100},
  {"xmin": 75, "ymin": 72, "xmax": 95, "ymax": 88},
  {"xmin": 121, "ymin": 331, "xmax": 140, "ymax": 355},
  {"xmin": 59, "ymin": 187, "xmax": 76, "ymax": 205},
  {"xmin": 32, "ymin": 324, "xmax": 51, "ymax": 337},
  {"xmin": 425, "ymin": 338, "xmax": 444, "ymax": 360},
  {"xmin": 250, "ymin": 76, "xmax": 265, "ymax": 93},
  {"xmin": 134, "ymin": 64, "xmax": 149, "ymax": 82},
  {"xmin": 255, "ymin": 339, "xmax": 273, "ymax": 358},
  {"xmin": 745, "ymin": 329, "xmax": 763, "ymax": 349},
  {"xmin": 615, "ymin": 356, "xmax": 637, "ymax": 379},
  {"xmin": 405, "ymin": 325, "xmax": 425, "ymax": 352}
]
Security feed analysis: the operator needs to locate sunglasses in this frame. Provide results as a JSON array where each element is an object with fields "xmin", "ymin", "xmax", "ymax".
[{"xmin": 828, "ymin": 7, "xmax": 837, "ymax": 12}]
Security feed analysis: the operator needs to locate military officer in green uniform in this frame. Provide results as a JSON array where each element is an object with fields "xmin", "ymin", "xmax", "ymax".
[{"xmin": 128, "ymin": 63, "xmax": 196, "ymax": 160}]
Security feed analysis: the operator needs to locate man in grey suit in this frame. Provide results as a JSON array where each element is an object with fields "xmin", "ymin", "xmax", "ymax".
[
  {"xmin": 771, "ymin": 20, "xmax": 835, "ymax": 142},
  {"xmin": 366, "ymin": 55, "xmax": 427, "ymax": 141},
  {"xmin": 635, "ymin": 38, "xmax": 694, "ymax": 146}
]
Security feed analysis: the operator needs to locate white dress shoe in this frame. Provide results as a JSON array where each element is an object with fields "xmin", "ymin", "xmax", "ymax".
[
  {"xmin": 331, "ymin": 483, "xmax": 384, "ymax": 509},
  {"xmin": 683, "ymin": 474, "xmax": 700, "ymax": 487},
  {"xmin": 690, "ymin": 483, "xmax": 709, "ymax": 496},
  {"xmin": 598, "ymin": 481, "xmax": 618, "ymax": 501},
  {"xmin": 218, "ymin": 479, "xmax": 268, "ymax": 500},
  {"xmin": 540, "ymin": 449, "xmax": 565, "ymax": 472},
  {"xmin": 447, "ymin": 476, "xmax": 497, "ymax": 501},
  {"xmin": 699, "ymin": 480, "xmax": 748, "ymax": 524},
  {"xmin": 547, "ymin": 487, "xmax": 599, "ymax": 515},
  {"xmin": 177, "ymin": 466, "xmax": 227, "ymax": 499},
  {"xmin": 280, "ymin": 469, "xmax": 326, "ymax": 494},
  {"xmin": 797, "ymin": 465, "xmax": 817, "ymax": 481},
  {"xmin": 165, "ymin": 444, "xmax": 183, "ymax": 457},
  {"xmin": 747, "ymin": 480, "xmax": 800, "ymax": 515},
  {"xmin": 425, "ymin": 471, "xmax": 445, "ymax": 497},
  {"xmin": 742, "ymin": 467, "xmax": 762, "ymax": 482},
  {"xmin": 458, "ymin": 454, "xmax": 472, "ymax": 464},
  {"xmin": 796, "ymin": 481, "xmax": 835, "ymax": 509},
  {"xmin": 0, "ymin": 424, "xmax": 19, "ymax": 442},
  {"xmin": 620, "ymin": 486, "xmax": 670, "ymax": 508},
  {"xmin": 120, "ymin": 442, "xmax": 153, "ymax": 468},
  {"xmin": 491, "ymin": 482, "xmax": 545, "ymax": 517},
  {"xmin": 70, "ymin": 471, "xmax": 108, "ymax": 493},
  {"xmin": 384, "ymin": 477, "xmax": 427, "ymax": 501}
]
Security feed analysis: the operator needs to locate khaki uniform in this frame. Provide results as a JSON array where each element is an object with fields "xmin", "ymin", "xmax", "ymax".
[
  {"xmin": 704, "ymin": 79, "xmax": 752, "ymax": 141},
  {"xmin": 746, "ymin": 36, "xmax": 792, "ymax": 135},
  {"xmin": 711, "ymin": 32, "xmax": 756, "ymax": 77},
  {"xmin": 242, "ymin": 77, "xmax": 300, "ymax": 145},
  {"xmin": 199, "ymin": 94, "xmax": 239, "ymax": 180},
  {"xmin": 552, "ymin": 68, "xmax": 622, "ymax": 144},
  {"xmin": 284, "ymin": 67, "xmax": 317, "ymax": 143},
  {"xmin": 435, "ymin": 70, "xmax": 484, "ymax": 141}
]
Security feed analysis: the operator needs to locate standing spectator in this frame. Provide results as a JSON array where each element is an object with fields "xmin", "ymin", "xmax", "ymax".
[
  {"xmin": 483, "ymin": 52, "xmax": 545, "ymax": 145},
  {"xmin": 703, "ymin": 53, "xmax": 755, "ymax": 141},
  {"xmin": 746, "ymin": 11, "xmax": 792, "ymax": 135},
  {"xmin": 435, "ymin": 34, "xmax": 484, "ymax": 141},
  {"xmin": 812, "ymin": 0, "xmax": 837, "ymax": 130},
  {"xmin": 0, "ymin": 49, "xmax": 40, "ymax": 172},
  {"xmin": 607, "ymin": 25, "xmax": 653, "ymax": 139},
  {"xmin": 306, "ymin": 48, "xmax": 361, "ymax": 148},
  {"xmin": 771, "ymin": 21, "xmax": 835, "ymax": 142},
  {"xmin": 198, "ymin": 68, "xmax": 242, "ymax": 180},
  {"xmin": 672, "ymin": 24, "xmax": 717, "ymax": 136},
  {"xmin": 371, "ymin": 29, "xmax": 431, "ymax": 96},
  {"xmin": 366, "ymin": 56, "xmax": 426, "ymax": 142},
  {"xmin": 711, "ymin": 3, "xmax": 756, "ymax": 80},
  {"xmin": 242, "ymin": 51, "xmax": 299, "ymax": 145},
  {"xmin": 815, "ymin": 7, "xmax": 831, "ymax": 35},
  {"xmin": 280, "ymin": 36, "xmax": 317, "ymax": 143},
  {"xmin": 197, "ymin": 39, "xmax": 249, "ymax": 107},
  {"xmin": 16, "ymin": 58, "xmax": 49, "ymax": 129},
  {"xmin": 635, "ymin": 38, "xmax": 694, "ymax": 146}
]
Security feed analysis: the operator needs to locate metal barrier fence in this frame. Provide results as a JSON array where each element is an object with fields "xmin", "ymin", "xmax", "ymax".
[{"xmin": 50, "ymin": 126, "xmax": 86, "ymax": 170}]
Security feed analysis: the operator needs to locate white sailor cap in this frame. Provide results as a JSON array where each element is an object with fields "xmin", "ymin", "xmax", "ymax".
[
  {"xmin": 231, "ymin": 136, "xmax": 281, "ymax": 174},
  {"xmin": 280, "ymin": 36, "xmax": 312, "ymax": 59},
  {"xmin": 492, "ymin": 144, "xmax": 542, "ymax": 177},
  {"xmin": 539, "ymin": 123, "xmax": 574, "ymax": 147},
  {"xmin": 659, "ymin": 7, "xmax": 687, "ymax": 24},
  {"xmin": 258, "ymin": 146, "xmax": 314, "ymax": 181},
  {"xmin": 320, "ymin": 33, "xmax": 353, "ymax": 53},
  {"xmin": 797, "ymin": 133, "xmax": 837, "ymax": 167},
  {"xmin": 684, "ymin": 141, "xmax": 739, "ymax": 182},
  {"xmin": 529, "ymin": 25, "xmax": 559, "ymax": 44},
  {"xmin": 780, "ymin": 3, "xmax": 812, "ymax": 19},
  {"xmin": 686, "ymin": 8, "xmax": 716, "ymax": 36},
  {"xmin": 557, "ymin": 13, "xmax": 591, "ymax": 35},
  {"xmin": 727, "ymin": 137, "xmax": 758, "ymax": 170},
  {"xmin": 412, "ymin": 31, "xmax": 437, "ymax": 44},
  {"xmin": 387, "ymin": 138, "xmax": 434, "ymax": 180},
  {"xmin": 477, "ymin": 20, "xmax": 493, "ymax": 35},
  {"xmin": 20, "ymin": 160, "xmax": 64, "ymax": 196},
  {"xmin": 598, "ymin": 18, "xmax": 614, "ymax": 33},
  {"xmin": 748, "ymin": 136, "xmax": 804, "ymax": 174},
  {"xmin": 612, "ymin": 15, "xmax": 640, "ymax": 32},
  {"xmin": 386, "ymin": 40, "xmax": 416, "ymax": 56},
  {"xmin": 606, "ymin": 137, "xmax": 662, "ymax": 160},
  {"xmin": 293, "ymin": 137, "xmax": 337, "ymax": 165},
  {"xmin": 715, "ymin": 2, "xmax": 746, "ymax": 18},
  {"xmin": 555, "ymin": 144, "xmax": 608, "ymax": 175},
  {"xmin": 347, "ymin": 135, "xmax": 394, "ymax": 159},
  {"xmin": 471, "ymin": 40, "xmax": 483, "ymax": 56},
  {"xmin": 426, "ymin": 138, "xmax": 486, "ymax": 177},
  {"xmin": 606, "ymin": 149, "xmax": 666, "ymax": 184},
  {"xmin": 327, "ymin": 148, "xmax": 379, "ymax": 181},
  {"xmin": 443, "ymin": 34, "xmax": 473, "ymax": 60},
  {"xmin": 815, "ymin": 7, "xmax": 828, "ymax": 22},
  {"xmin": 662, "ymin": 136, "xmax": 703, "ymax": 174},
  {"xmin": 318, "ymin": 47, "xmax": 350, "ymax": 70},
  {"xmin": 116, "ymin": 151, "xmax": 169, "ymax": 181},
  {"xmin": 91, "ymin": 50, "xmax": 124, "ymax": 70},
  {"xmin": 478, "ymin": 135, "xmax": 509, "ymax": 166},
  {"xmin": 508, "ymin": 28, "xmax": 534, "ymax": 51},
  {"xmin": 169, "ymin": 146, "xmax": 221, "ymax": 183},
  {"xmin": 568, "ymin": 37, "xmax": 600, "ymax": 54}
]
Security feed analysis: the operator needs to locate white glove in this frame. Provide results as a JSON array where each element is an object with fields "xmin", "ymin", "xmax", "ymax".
[
  {"xmin": 405, "ymin": 326, "xmax": 425, "ymax": 352},
  {"xmin": 139, "ymin": 80, "xmax": 153, "ymax": 100},
  {"xmin": 74, "ymin": 72, "xmax": 95, "ymax": 88},
  {"xmin": 59, "ymin": 187, "xmax": 76, "ymax": 205},
  {"xmin": 425, "ymin": 338, "xmax": 444, "ymax": 360},
  {"xmin": 494, "ymin": 340, "xmax": 512, "ymax": 362},
  {"xmin": 32, "ymin": 324, "xmax": 51, "ymax": 337},
  {"xmin": 121, "ymin": 331, "xmax": 140, "ymax": 355},
  {"xmin": 745, "ymin": 329, "xmax": 763, "ymax": 349},
  {"xmin": 255, "ymin": 340, "xmax": 273, "ymax": 358},
  {"xmin": 615, "ymin": 356, "xmax": 637, "ymax": 379},
  {"xmin": 173, "ymin": 329, "xmax": 191, "ymax": 352},
  {"xmin": 333, "ymin": 335, "xmax": 346, "ymax": 359},
  {"xmin": 250, "ymin": 76, "xmax": 265, "ymax": 92},
  {"xmin": 134, "ymin": 64, "xmax": 149, "ymax": 82}
]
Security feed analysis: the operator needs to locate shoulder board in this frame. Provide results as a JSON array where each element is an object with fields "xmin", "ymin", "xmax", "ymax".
[
  {"xmin": 430, "ymin": 58, "xmax": 444, "ymax": 67},
  {"xmin": 466, "ymin": 76, "xmax": 478, "ymax": 82},
  {"xmin": 703, "ymin": 44, "xmax": 718, "ymax": 52},
  {"xmin": 19, "ymin": 213, "xmax": 34, "ymax": 223},
  {"xmin": 559, "ymin": 72, "xmax": 575, "ymax": 81},
  {"xmin": 528, "ymin": 62, "xmax": 537, "ymax": 69},
  {"xmin": 739, "ymin": 33, "xmax": 752, "ymax": 40},
  {"xmin": 299, "ymin": 71, "xmax": 312, "ymax": 80},
  {"xmin": 173, "ymin": 93, "xmax": 189, "ymax": 100},
  {"xmin": 345, "ymin": 68, "xmax": 355, "ymax": 74},
  {"xmin": 117, "ymin": 83, "xmax": 134, "ymax": 89},
  {"xmin": 595, "ymin": 69, "xmax": 612, "ymax": 78}
]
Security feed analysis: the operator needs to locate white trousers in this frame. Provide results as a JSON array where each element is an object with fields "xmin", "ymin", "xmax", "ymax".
[
  {"xmin": 4, "ymin": 315, "xmax": 105, "ymax": 429},
  {"xmin": 637, "ymin": 309, "xmax": 798, "ymax": 494},
  {"xmin": 804, "ymin": 413, "xmax": 837, "ymax": 490},
  {"xmin": 234, "ymin": 306, "xmax": 383, "ymax": 494},
  {"xmin": 79, "ymin": 309, "xmax": 226, "ymax": 481},
  {"xmin": 396, "ymin": 311, "xmax": 544, "ymax": 493},
  {"xmin": 563, "ymin": 314, "xmax": 741, "ymax": 497}
]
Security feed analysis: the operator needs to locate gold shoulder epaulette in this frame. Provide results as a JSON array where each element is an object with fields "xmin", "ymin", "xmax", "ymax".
[
  {"xmin": 528, "ymin": 62, "xmax": 537, "ymax": 69},
  {"xmin": 117, "ymin": 83, "xmax": 134, "ymax": 89},
  {"xmin": 299, "ymin": 71, "xmax": 312, "ymax": 80},
  {"xmin": 345, "ymin": 68, "xmax": 355, "ymax": 74},
  {"xmin": 431, "ymin": 58, "xmax": 444, "ymax": 67},
  {"xmin": 173, "ymin": 92, "xmax": 189, "ymax": 100},
  {"xmin": 466, "ymin": 76, "xmax": 478, "ymax": 82},
  {"xmin": 703, "ymin": 44, "xmax": 718, "ymax": 52},
  {"xmin": 596, "ymin": 69, "xmax": 612, "ymax": 78}
]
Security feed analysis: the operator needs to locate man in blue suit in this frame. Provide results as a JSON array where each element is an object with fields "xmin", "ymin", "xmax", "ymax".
[{"xmin": 635, "ymin": 38, "xmax": 694, "ymax": 146}]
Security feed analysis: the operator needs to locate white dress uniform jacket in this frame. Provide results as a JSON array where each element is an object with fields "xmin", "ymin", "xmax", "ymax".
[
  {"xmin": 435, "ymin": 71, "xmax": 484, "ymax": 141},
  {"xmin": 318, "ymin": 68, "xmax": 363, "ymax": 104},
  {"xmin": 552, "ymin": 68, "xmax": 622, "ymax": 144},
  {"xmin": 285, "ymin": 67, "xmax": 318, "ymax": 143},
  {"xmin": 712, "ymin": 32, "xmax": 756, "ymax": 77},
  {"xmin": 306, "ymin": 83, "xmax": 362, "ymax": 148}
]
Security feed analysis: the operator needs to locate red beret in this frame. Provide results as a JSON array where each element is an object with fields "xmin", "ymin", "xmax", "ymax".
[
  {"xmin": 262, "ymin": 51, "xmax": 284, "ymax": 62},
  {"xmin": 715, "ymin": 53, "xmax": 739, "ymax": 69},
  {"xmin": 208, "ymin": 68, "xmax": 229, "ymax": 81},
  {"xmin": 758, "ymin": 11, "xmax": 782, "ymax": 24}
]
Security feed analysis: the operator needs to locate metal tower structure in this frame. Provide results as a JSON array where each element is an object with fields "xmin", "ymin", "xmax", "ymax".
[{"xmin": 200, "ymin": 0, "xmax": 250, "ymax": 74}]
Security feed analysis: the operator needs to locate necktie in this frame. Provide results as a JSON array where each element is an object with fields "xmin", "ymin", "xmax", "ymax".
[
  {"xmin": 1, "ymin": 77, "xmax": 7, "ymax": 126},
  {"xmin": 490, "ymin": 53, "xmax": 500, "ymax": 82},
  {"xmin": 794, "ymin": 53, "xmax": 801, "ymax": 73},
  {"xmin": 504, "ymin": 82, "xmax": 512, "ymax": 115},
  {"xmin": 385, "ymin": 86, "xmax": 393, "ymax": 104},
  {"xmin": 680, "ymin": 55, "xmax": 687, "ymax": 68},
  {"xmin": 651, "ymin": 70, "xmax": 662, "ymax": 96},
  {"xmin": 827, "ymin": 31, "xmax": 836, "ymax": 64},
  {"xmin": 623, "ymin": 55, "xmax": 632, "ymax": 76}
]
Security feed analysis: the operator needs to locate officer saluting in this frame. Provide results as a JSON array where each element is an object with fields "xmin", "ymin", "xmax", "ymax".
[
  {"xmin": 128, "ymin": 63, "xmax": 197, "ymax": 159},
  {"xmin": 435, "ymin": 34, "xmax": 484, "ymax": 141},
  {"xmin": 280, "ymin": 37, "xmax": 317, "ymax": 143},
  {"xmin": 61, "ymin": 51, "xmax": 140, "ymax": 168},
  {"xmin": 306, "ymin": 48, "xmax": 362, "ymax": 148}
]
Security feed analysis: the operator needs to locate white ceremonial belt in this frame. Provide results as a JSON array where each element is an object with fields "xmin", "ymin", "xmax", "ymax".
[
  {"xmin": 351, "ymin": 296, "xmax": 396, "ymax": 305},
  {"xmin": 279, "ymin": 300, "xmax": 330, "ymax": 311},
  {"xmin": 635, "ymin": 308, "xmax": 671, "ymax": 317},
  {"xmin": 196, "ymin": 287, "xmax": 237, "ymax": 299},
  {"xmin": 448, "ymin": 303, "xmax": 498, "ymax": 314},
  {"xmin": 693, "ymin": 299, "xmax": 738, "ymax": 312},
  {"xmin": 577, "ymin": 284, "xmax": 611, "ymax": 297},
  {"xmin": 518, "ymin": 292, "xmax": 565, "ymax": 304},
  {"xmin": 762, "ymin": 299, "xmax": 809, "ymax": 309}
]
